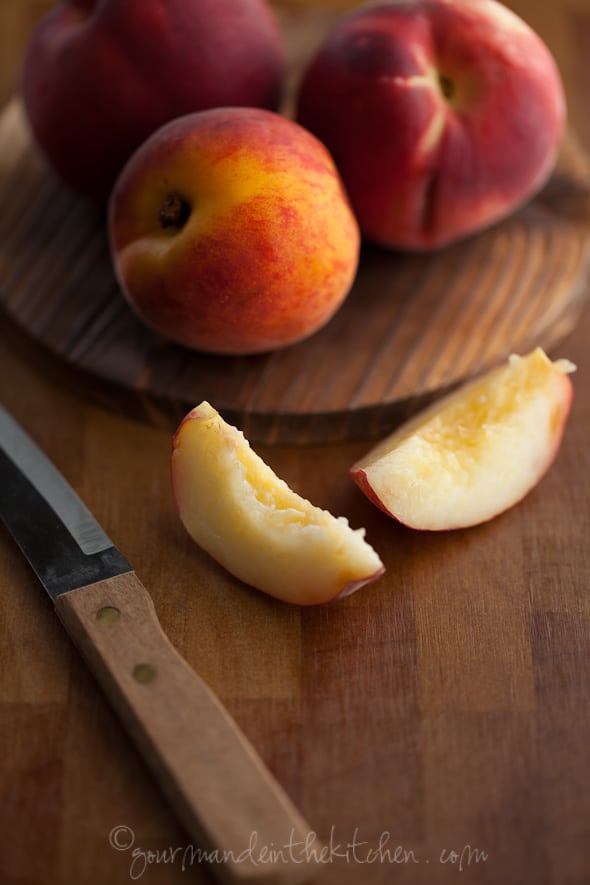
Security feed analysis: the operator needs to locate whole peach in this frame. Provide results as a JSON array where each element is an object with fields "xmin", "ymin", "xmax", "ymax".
[
  {"xmin": 21, "ymin": 0, "xmax": 286, "ymax": 203},
  {"xmin": 296, "ymin": 0, "xmax": 566, "ymax": 251},
  {"xmin": 108, "ymin": 108, "xmax": 360, "ymax": 355}
]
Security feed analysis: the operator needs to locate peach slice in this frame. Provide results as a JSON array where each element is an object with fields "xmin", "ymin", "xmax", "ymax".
[
  {"xmin": 172, "ymin": 403, "xmax": 384, "ymax": 605},
  {"xmin": 350, "ymin": 349, "xmax": 575, "ymax": 530}
]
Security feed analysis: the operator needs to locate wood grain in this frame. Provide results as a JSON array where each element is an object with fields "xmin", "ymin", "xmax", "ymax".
[
  {"xmin": 0, "ymin": 1, "xmax": 589, "ymax": 885},
  {"xmin": 1, "ymin": 6, "xmax": 590, "ymax": 443}
]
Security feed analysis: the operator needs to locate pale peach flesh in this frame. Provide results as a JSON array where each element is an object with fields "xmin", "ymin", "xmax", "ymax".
[
  {"xmin": 351, "ymin": 349, "xmax": 575, "ymax": 530},
  {"xmin": 172, "ymin": 402, "xmax": 384, "ymax": 605}
]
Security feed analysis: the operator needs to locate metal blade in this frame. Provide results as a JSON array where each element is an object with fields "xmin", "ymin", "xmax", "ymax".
[{"xmin": 0, "ymin": 405, "xmax": 132, "ymax": 599}]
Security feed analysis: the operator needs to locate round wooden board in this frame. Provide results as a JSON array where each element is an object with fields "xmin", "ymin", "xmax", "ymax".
[{"xmin": 1, "ymin": 8, "xmax": 590, "ymax": 444}]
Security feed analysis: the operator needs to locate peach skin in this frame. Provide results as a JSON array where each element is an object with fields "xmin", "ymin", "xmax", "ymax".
[
  {"xmin": 108, "ymin": 107, "xmax": 360, "ymax": 355},
  {"xmin": 22, "ymin": 0, "xmax": 286, "ymax": 202},
  {"xmin": 297, "ymin": 0, "xmax": 566, "ymax": 251}
]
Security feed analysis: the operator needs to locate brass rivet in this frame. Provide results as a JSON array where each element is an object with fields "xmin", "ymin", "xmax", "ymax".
[
  {"xmin": 133, "ymin": 663, "xmax": 157, "ymax": 685},
  {"xmin": 96, "ymin": 606, "xmax": 121, "ymax": 624}
]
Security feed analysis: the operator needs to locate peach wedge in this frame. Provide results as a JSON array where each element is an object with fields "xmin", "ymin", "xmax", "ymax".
[
  {"xmin": 350, "ymin": 349, "xmax": 575, "ymax": 530},
  {"xmin": 172, "ymin": 403, "xmax": 384, "ymax": 604}
]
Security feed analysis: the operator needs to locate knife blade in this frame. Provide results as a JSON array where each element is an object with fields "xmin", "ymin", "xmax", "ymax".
[{"xmin": 0, "ymin": 404, "xmax": 318, "ymax": 885}]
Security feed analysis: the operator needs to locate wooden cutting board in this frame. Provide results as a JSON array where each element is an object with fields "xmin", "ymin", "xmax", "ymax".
[{"xmin": 1, "ymin": 7, "xmax": 590, "ymax": 444}]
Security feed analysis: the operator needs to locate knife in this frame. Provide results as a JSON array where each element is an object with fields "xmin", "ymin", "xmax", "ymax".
[{"xmin": 0, "ymin": 404, "xmax": 319, "ymax": 885}]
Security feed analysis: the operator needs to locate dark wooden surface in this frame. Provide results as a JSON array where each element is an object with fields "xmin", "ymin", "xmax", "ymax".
[
  {"xmin": 1, "ymin": 12, "xmax": 589, "ymax": 444},
  {"xmin": 1, "ymin": 2, "xmax": 589, "ymax": 884}
]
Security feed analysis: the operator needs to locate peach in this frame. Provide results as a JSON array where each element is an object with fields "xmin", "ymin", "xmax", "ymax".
[
  {"xmin": 350, "ymin": 349, "xmax": 575, "ymax": 530},
  {"xmin": 21, "ymin": 0, "xmax": 286, "ymax": 202},
  {"xmin": 108, "ymin": 107, "xmax": 360, "ymax": 354},
  {"xmin": 171, "ymin": 402, "xmax": 384, "ymax": 605},
  {"xmin": 296, "ymin": 0, "xmax": 566, "ymax": 251}
]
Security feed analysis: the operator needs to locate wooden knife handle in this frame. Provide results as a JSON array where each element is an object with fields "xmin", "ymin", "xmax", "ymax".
[{"xmin": 55, "ymin": 571, "xmax": 319, "ymax": 885}]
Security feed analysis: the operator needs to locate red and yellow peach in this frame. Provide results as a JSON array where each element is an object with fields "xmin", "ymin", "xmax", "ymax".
[{"xmin": 108, "ymin": 107, "xmax": 360, "ymax": 355}]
